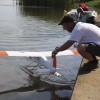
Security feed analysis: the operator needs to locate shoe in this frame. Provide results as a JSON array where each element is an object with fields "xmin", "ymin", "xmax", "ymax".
[{"xmin": 81, "ymin": 61, "xmax": 99, "ymax": 71}]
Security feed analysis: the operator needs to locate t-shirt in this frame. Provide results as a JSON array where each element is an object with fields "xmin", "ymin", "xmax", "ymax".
[{"xmin": 69, "ymin": 22, "xmax": 100, "ymax": 45}]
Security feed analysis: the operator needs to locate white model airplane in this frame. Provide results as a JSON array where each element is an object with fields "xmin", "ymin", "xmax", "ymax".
[{"xmin": 0, "ymin": 49, "xmax": 79, "ymax": 77}]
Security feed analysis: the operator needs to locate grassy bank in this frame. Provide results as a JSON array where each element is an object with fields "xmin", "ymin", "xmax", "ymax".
[
  {"xmin": 73, "ymin": 0, "xmax": 100, "ymax": 7},
  {"xmin": 85, "ymin": 0, "xmax": 100, "ymax": 7},
  {"xmin": 18, "ymin": 0, "xmax": 100, "ymax": 8},
  {"xmin": 18, "ymin": 0, "xmax": 72, "ymax": 7}
]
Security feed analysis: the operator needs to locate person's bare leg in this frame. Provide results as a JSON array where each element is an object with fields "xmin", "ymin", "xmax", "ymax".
[{"xmin": 77, "ymin": 43, "xmax": 94, "ymax": 61}]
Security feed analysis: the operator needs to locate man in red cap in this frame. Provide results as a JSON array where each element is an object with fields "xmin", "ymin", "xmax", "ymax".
[{"xmin": 52, "ymin": 14, "xmax": 100, "ymax": 71}]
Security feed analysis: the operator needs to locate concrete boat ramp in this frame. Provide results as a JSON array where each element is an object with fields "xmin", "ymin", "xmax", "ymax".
[{"xmin": 71, "ymin": 57, "xmax": 100, "ymax": 100}]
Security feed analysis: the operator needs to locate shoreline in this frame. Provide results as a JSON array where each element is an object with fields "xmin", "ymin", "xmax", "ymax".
[{"xmin": 71, "ymin": 57, "xmax": 100, "ymax": 100}]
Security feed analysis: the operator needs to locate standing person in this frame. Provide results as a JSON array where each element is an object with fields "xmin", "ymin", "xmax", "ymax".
[{"xmin": 52, "ymin": 14, "xmax": 100, "ymax": 71}]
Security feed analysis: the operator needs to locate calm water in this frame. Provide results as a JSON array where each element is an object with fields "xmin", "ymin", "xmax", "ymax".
[{"xmin": 0, "ymin": 0, "xmax": 99, "ymax": 100}]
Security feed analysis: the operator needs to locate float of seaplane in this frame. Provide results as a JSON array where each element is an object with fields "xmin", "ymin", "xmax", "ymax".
[
  {"xmin": 0, "ymin": 49, "xmax": 80, "ymax": 85},
  {"xmin": 65, "ymin": 2, "xmax": 98, "ymax": 24}
]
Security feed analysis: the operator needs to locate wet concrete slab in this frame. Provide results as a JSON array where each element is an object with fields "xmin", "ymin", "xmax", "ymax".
[{"xmin": 71, "ymin": 57, "xmax": 100, "ymax": 100}]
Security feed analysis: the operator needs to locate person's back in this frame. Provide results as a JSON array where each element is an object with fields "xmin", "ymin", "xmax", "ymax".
[{"xmin": 69, "ymin": 22, "xmax": 100, "ymax": 45}]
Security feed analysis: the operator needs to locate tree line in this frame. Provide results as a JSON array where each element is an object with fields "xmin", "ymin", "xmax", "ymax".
[{"xmin": 18, "ymin": 0, "xmax": 93, "ymax": 7}]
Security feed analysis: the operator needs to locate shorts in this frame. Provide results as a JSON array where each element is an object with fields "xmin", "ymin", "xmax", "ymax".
[{"xmin": 85, "ymin": 42, "xmax": 100, "ymax": 56}]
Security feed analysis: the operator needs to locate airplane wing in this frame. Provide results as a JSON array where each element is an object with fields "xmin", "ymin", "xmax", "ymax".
[{"xmin": 0, "ymin": 49, "xmax": 78, "ymax": 57}]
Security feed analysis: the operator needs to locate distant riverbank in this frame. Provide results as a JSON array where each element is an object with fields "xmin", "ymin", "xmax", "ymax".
[
  {"xmin": 18, "ymin": 0, "xmax": 100, "ymax": 8},
  {"xmin": 73, "ymin": 0, "xmax": 100, "ymax": 8}
]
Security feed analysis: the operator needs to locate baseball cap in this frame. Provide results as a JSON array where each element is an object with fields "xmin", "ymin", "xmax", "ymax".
[{"xmin": 58, "ymin": 14, "xmax": 75, "ymax": 25}]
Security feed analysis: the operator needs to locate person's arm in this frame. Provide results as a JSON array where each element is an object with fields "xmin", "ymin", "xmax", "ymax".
[{"xmin": 52, "ymin": 40, "xmax": 76, "ymax": 57}]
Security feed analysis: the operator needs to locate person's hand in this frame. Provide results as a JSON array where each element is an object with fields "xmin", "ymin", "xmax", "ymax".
[{"xmin": 52, "ymin": 47, "xmax": 60, "ymax": 58}]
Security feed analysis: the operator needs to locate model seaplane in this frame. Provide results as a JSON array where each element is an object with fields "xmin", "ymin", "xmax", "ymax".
[{"xmin": 0, "ymin": 49, "xmax": 79, "ymax": 85}]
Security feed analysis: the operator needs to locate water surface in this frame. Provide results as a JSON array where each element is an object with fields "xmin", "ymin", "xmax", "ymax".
[{"xmin": 1, "ymin": 0, "xmax": 99, "ymax": 100}]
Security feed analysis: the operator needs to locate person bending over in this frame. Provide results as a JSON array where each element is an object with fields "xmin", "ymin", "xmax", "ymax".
[{"xmin": 52, "ymin": 15, "xmax": 100, "ymax": 71}]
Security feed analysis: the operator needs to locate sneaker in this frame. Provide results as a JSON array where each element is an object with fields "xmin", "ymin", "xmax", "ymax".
[{"xmin": 81, "ymin": 61, "xmax": 99, "ymax": 71}]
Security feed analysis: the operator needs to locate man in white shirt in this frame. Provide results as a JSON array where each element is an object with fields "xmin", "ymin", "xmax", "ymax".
[{"xmin": 52, "ymin": 15, "xmax": 100, "ymax": 71}]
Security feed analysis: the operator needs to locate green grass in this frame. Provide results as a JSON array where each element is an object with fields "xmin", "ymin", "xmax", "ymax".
[
  {"xmin": 86, "ymin": 0, "xmax": 100, "ymax": 7},
  {"xmin": 73, "ymin": 0, "xmax": 100, "ymax": 7}
]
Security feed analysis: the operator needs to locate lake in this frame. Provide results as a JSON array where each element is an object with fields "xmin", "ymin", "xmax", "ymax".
[{"xmin": 0, "ymin": 0, "xmax": 99, "ymax": 100}]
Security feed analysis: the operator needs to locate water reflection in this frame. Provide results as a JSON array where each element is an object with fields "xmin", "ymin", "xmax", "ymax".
[
  {"xmin": 19, "ymin": 6, "xmax": 65, "ymax": 22},
  {"xmin": 0, "ymin": 75, "xmax": 72, "ymax": 100}
]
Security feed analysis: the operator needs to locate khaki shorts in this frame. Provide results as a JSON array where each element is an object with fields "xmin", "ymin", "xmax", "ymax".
[{"xmin": 85, "ymin": 42, "xmax": 100, "ymax": 56}]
